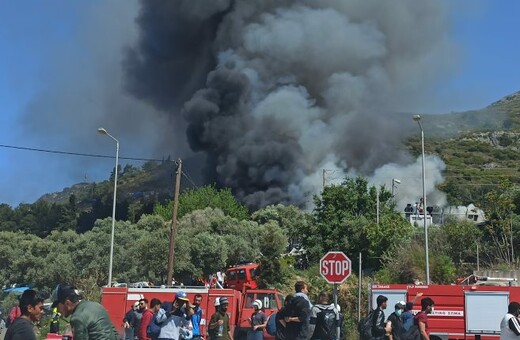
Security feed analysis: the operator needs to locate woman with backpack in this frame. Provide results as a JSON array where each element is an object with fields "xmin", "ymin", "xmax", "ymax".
[{"xmin": 247, "ymin": 300, "xmax": 267, "ymax": 340}]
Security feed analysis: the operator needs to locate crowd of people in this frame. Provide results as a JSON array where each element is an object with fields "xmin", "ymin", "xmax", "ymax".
[
  {"xmin": 0, "ymin": 280, "xmax": 343, "ymax": 340},
  {"xmin": 361, "ymin": 294, "xmax": 435, "ymax": 340}
]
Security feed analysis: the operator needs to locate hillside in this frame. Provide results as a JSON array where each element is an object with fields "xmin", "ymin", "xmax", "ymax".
[
  {"xmin": 410, "ymin": 91, "xmax": 520, "ymax": 206},
  {"xmin": 38, "ymin": 91, "xmax": 520, "ymax": 213},
  {"xmin": 40, "ymin": 161, "xmax": 175, "ymax": 203}
]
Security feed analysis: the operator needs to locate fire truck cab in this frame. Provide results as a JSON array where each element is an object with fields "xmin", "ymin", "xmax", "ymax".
[
  {"xmin": 225, "ymin": 263, "xmax": 259, "ymax": 291},
  {"xmin": 370, "ymin": 283, "xmax": 520, "ymax": 340}
]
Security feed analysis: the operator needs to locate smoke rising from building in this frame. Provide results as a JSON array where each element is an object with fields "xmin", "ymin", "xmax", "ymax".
[{"xmin": 124, "ymin": 0, "xmax": 455, "ymax": 208}]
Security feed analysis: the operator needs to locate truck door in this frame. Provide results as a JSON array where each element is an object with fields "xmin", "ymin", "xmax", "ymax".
[{"xmin": 465, "ymin": 290, "xmax": 509, "ymax": 335}]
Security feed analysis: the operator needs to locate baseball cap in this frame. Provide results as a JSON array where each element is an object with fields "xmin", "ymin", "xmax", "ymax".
[
  {"xmin": 51, "ymin": 284, "xmax": 80, "ymax": 307},
  {"xmin": 395, "ymin": 301, "xmax": 406, "ymax": 309},
  {"xmin": 176, "ymin": 291, "xmax": 189, "ymax": 301},
  {"xmin": 219, "ymin": 297, "xmax": 229, "ymax": 305}
]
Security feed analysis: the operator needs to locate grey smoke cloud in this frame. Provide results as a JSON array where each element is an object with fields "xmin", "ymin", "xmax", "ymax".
[
  {"xmin": 124, "ymin": 0, "xmax": 455, "ymax": 208},
  {"xmin": 10, "ymin": 0, "xmax": 455, "ymax": 209}
]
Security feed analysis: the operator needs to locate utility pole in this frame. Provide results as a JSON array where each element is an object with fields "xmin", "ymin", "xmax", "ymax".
[
  {"xmin": 167, "ymin": 159, "xmax": 182, "ymax": 287},
  {"xmin": 322, "ymin": 169, "xmax": 326, "ymax": 189}
]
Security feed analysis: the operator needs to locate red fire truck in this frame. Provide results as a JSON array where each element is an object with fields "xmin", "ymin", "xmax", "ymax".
[
  {"xmin": 370, "ymin": 283, "xmax": 520, "ymax": 340},
  {"xmin": 101, "ymin": 286, "xmax": 283, "ymax": 339},
  {"xmin": 225, "ymin": 263, "xmax": 259, "ymax": 291}
]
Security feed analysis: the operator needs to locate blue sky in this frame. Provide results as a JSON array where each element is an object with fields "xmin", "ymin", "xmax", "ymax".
[
  {"xmin": 0, "ymin": 0, "xmax": 519, "ymax": 207},
  {"xmin": 439, "ymin": 0, "xmax": 520, "ymax": 111}
]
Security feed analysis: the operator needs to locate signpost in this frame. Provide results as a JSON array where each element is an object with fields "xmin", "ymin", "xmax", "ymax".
[{"xmin": 320, "ymin": 251, "xmax": 352, "ymax": 340}]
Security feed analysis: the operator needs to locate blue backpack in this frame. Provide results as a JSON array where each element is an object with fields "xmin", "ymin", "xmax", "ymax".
[
  {"xmin": 266, "ymin": 313, "xmax": 277, "ymax": 336},
  {"xmin": 147, "ymin": 313, "xmax": 163, "ymax": 339}
]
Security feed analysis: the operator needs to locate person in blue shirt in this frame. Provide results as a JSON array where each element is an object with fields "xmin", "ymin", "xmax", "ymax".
[{"xmin": 191, "ymin": 294, "xmax": 203, "ymax": 340}]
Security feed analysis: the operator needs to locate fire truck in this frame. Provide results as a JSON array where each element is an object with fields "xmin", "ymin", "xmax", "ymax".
[
  {"xmin": 101, "ymin": 285, "xmax": 283, "ymax": 339},
  {"xmin": 370, "ymin": 282, "xmax": 520, "ymax": 340},
  {"xmin": 224, "ymin": 263, "xmax": 259, "ymax": 291}
]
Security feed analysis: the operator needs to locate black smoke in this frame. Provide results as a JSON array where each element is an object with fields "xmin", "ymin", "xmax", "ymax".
[{"xmin": 124, "ymin": 0, "xmax": 455, "ymax": 208}]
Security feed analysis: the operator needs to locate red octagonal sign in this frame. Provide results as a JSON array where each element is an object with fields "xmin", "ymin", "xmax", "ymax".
[{"xmin": 320, "ymin": 251, "xmax": 352, "ymax": 284}]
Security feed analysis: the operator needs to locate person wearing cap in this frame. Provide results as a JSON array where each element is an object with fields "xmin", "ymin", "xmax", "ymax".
[
  {"xmin": 154, "ymin": 290, "xmax": 194, "ymax": 340},
  {"xmin": 208, "ymin": 296, "xmax": 232, "ymax": 340},
  {"xmin": 4, "ymin": 289, "xmax": 44, "ymax": 340},
  {"xmin": 386, "ymin": 301, "xmax": 406, "ymax": 340},
  {"xmin": 247, "ymin": 299, "xmax": 267, "ymax": 340},
  {"xmin": 52, "ymin": 284, "xmax": 118, "ymax": 340}
]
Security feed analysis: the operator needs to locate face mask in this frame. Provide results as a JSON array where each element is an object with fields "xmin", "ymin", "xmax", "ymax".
[
  {"xmin": 396, "ymin": 310, "xmax": 402, "ymax": 316},
  {"xmin": 429, "ymin": 307, "xmax": 434, "ymax": 314}
]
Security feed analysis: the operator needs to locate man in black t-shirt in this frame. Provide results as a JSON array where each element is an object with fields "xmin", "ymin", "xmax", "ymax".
[{"xmin": 5, "ymin": 289, "xmax": 44, "ymax": 340}]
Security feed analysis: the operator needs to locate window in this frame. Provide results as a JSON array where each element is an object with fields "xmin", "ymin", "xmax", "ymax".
[
  {"xmin": 238, "ymin": 269, "xmax": 246, "ymax": 281},
  {"xmin": 245, "ymin": 293, "xmax": 255, "ymax": 308}
]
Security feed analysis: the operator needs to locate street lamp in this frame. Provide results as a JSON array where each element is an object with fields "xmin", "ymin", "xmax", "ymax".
[
  {"xmin": 391, "ymin": 178, "xmax": 401, "ymax": 197},
  {"xmin": 97, "ymin": 127, "xmax": 119, "ymax": 287},
  {"xmin": 413, "ymin": 115, "xmax": 430, "ymax": 284}
]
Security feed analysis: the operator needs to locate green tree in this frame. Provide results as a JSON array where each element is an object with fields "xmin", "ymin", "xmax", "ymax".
[
  {"xmin": 154, "ymin": 185, "xmax": 249, "ymax": 221},
  {"xmin": 256, "ymin": 221, "xmax": 289, "ymax": 288},
  {"xmin": 482, "ymin": 181, "xmax": 517, "ymax": 264},
  {"xmin": 252, "ymin": 204, "xmax": 310, "ymax": 250},
  {"xmin": 309, "ymin": 176, "xmax": 412, "ymax": 268},
  {"xmin": 443, "ymin": 219, "xmax": 482, "ymax": 265},
  {"xmin": 175, "ymin": 208, "xmax": 262, "ymax": 276}
]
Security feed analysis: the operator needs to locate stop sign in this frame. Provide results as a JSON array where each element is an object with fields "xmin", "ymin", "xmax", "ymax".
[{"xmin": 320, "ymin": 251, "xmax": 352, "ymax": 284}]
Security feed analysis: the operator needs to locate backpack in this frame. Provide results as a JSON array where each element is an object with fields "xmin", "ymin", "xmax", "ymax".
[
  {"xmin": 357, "ymin": 310, "xmax": 374, "ymax": 340},
  {"xmin": 266, "ymin": 313, "xmax": 277, "ymax": 336},
  {"xmin": 402, "ymin": 324, "xmax": 420, "ymax": 340},
  {"xmin": 147, "ymin": 314, "xmax": 162, "ymax": 339},
  {"xmin": 314, "ymin": 306, "xmax": 338, "ymax": 340}
]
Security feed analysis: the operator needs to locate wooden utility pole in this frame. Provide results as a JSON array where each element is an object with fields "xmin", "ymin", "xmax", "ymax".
[{"xmin": 167, "ymin": 158, "xmax": 182, "ymax": 287}]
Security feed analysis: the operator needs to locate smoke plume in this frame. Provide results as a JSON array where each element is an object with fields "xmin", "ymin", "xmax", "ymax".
[{"xmin": 123, "ymin": 0, "xmax": 455, "ymax": 208}]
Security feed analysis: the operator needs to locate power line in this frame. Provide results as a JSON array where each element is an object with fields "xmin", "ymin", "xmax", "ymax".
[
  {"xmin": 0, "ymin": 143, "xmax": 175, "ymax": 163},
  {"xmin": 181, "ymin": 170, "xmax": 198, "ymax": 188}
]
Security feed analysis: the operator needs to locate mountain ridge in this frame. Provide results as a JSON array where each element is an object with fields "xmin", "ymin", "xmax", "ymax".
[{"xmin": 36, "ymin": 90, "xmax": 520, "ymax": 211}]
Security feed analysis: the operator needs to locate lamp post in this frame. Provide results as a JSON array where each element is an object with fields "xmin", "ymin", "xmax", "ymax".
[
  {"xmin": 391, "ymin": 178, "xmax": 401, "ymax": 197},
  {"xmin": 97, "ymin": 127, "xmax": 119, "ymax": 287},
  {"xmin": 413, "ymin": 115, "xmax": 430, "ymax": 284}
]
